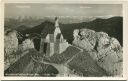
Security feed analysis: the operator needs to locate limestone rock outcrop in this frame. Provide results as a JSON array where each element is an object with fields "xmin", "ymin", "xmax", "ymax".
[
  {"xmin": 18, "ymin": 39, "xmax": 34, "ymax": 52},
  {"xmin": 96, "ymin": 33, "xmax": 123, "ymax": 76},
  {"xmin": 4, "ymin": 30, "xmax": 18, "ymax": 60},
  {"xmin": 73, "ymin": 29, "xmax": 96, "ymax": 51},
  {"xmin": 72, "ymin": 28, "xmax": 123, "ymax": 76}
]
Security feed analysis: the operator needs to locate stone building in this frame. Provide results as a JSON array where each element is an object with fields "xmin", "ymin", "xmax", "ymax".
[{"xmin": 40, "ymin": 17, "xmax": 69, "ymax": 56}]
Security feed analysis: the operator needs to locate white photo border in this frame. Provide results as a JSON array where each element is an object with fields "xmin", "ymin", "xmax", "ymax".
[{"xmin": 0, "ymin": 0, "xmax": 128, "ymax": 80}]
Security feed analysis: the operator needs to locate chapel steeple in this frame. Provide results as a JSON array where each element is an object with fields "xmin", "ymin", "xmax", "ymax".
[
  {"xmin": 54, "ymin": 17, "xmax": 61, "ymax": 40},
  {"xmin": 40, "ymin": 17, "xmax": 69, "ymax": 57},
  {"xmin": 55, "ymin": 17, "xmax": 59, "ymax": 27}
]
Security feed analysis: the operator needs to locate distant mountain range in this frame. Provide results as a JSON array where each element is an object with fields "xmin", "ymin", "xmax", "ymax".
[
  {"xmin": 60, "ymin": 16, "xmax": 123, "ymax": 45},
  {"xmin": 16, "ymin": 16, "xmax": 123, "ymax": 50},
  {"xmin": 5, "ymin": 16, "xmax": 120, "ymax": 29}
]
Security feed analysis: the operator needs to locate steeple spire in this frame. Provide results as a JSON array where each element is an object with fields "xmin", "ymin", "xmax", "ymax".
[{"xmin": 55, "ymin": 17, "xmax": 59, "ymax": 27}]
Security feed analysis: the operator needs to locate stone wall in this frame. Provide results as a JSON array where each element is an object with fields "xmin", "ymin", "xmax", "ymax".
[
  {"xmin": 47, "ymin": 43, "xmax": 54, "ymax": 56},
  {"xmin": 40, "ymin": 38, "xmax": 69, "ymax": 56},
  {"xmin": 54, "ymin": 42, "xmax": 60, "ymax": 54},
  {"xmin": 39, "ymin": 38, "xmax": 45, "ymax": 54}
]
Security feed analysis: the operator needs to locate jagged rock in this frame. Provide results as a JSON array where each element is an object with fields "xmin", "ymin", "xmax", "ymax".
[
  {"xmin": 4, "ymin": 30, "xmax": 18, "ymax": 60},
  {"xmin": 80, "ymin": 29, "xmax": 97, "ymax": 47},
  {"xmin": 18, "ymin": 39, "xmax": 34, "ymax": 52},
  {"xmin": 96, "ymin": 36, "xmax": 123, "ymax": 76},
  {"xmin": 96, "ymin": 32, "xmax": 110, "ymax": 57},
  {"xmin": 73, "ymin": 38, "xmax": 94, "ymax": 51},
  {"xmin": 73, "ymin": 29, "xmax": 96, "ymax": 51},
  {"xmin": 72, "ymin": 28, "xmax": 123, "ymax": 76},
  {"xmin": 73, "ymin": 29, "xmax": 80, "ymax": 40}
]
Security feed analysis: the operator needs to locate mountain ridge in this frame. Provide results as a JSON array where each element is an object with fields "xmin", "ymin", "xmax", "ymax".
[{"xmin": 17, "ymin": 16, "xmax": 123, "ymax": 50}]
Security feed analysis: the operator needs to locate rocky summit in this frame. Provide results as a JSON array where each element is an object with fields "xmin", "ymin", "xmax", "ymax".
[{"xmin": 72, "ymin": 28, "xmax": 123, "ymax": 76}]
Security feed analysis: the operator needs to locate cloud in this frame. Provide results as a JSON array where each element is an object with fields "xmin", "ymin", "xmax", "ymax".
[{"xmin": 16, "ymin": 5, "xmax": 31, "ymax": 8}]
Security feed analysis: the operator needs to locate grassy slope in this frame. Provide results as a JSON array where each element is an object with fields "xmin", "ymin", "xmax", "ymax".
[
  {"xmin": 68, "ymin": 50, "xmax": 108, "ymax": 76},
  {"xmin": 4, "ymin": 49, "xmax": 58, "ymax": 76},
  {"xmin": 44, "ymin": 46, "xmax": 81, "ymax": 64}
]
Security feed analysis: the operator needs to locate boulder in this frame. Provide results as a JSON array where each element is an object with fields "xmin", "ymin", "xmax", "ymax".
[
  {"xmin": 73, "ymin": 38, "xmax": 94, "ymax": 51},
  {"xmin": 18, "ymin": 39, "xmax": 34, "ymax": 52},
  {"xmin": 73, "ymin": 29, "xmax": 80, "ymax": 40},
  {"xmin": 73, "ymin": 29, "xmax": 96, "ymax": 51},
  {"xmin": 80, "ymin": 29, "xmax": 97, "ymax": 47}
]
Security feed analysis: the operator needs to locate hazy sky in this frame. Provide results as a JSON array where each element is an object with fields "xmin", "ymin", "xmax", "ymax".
[{"xmin": 5, "ymin": 3, "xmax": 122, "ymax": 18}]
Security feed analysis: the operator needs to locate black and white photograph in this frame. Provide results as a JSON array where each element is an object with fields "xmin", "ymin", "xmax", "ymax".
[{"xmin": 4, "ymin": 3, "xmax": 123, "ymax": 77}]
